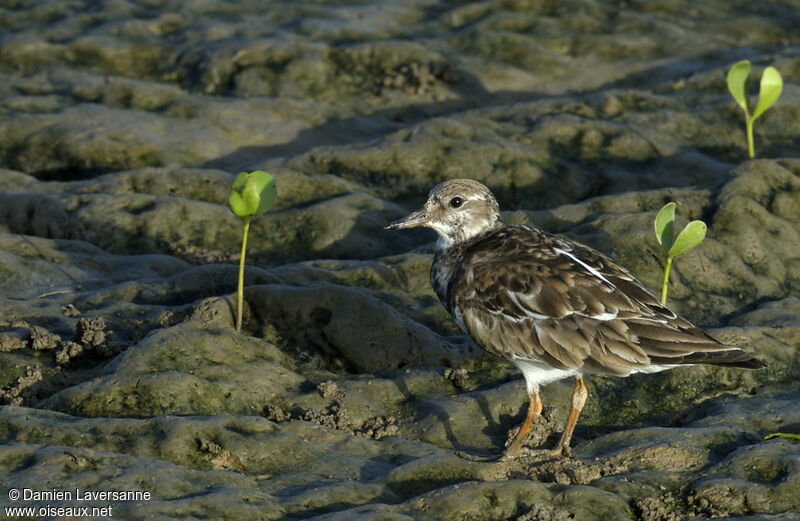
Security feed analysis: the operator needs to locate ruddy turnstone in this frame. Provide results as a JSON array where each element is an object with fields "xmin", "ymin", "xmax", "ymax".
[{"xmin": 387, "ymin": 179, "xmax": 764, "ymax": 459}]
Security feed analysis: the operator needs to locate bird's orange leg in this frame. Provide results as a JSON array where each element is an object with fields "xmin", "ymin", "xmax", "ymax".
[
  {"xmin": 502, "ymin": 390, "xmax": 542, "ymax": 460},
  {"xmin": 550, "ymin": 376, "xmax": 588, "ymax": 457}
]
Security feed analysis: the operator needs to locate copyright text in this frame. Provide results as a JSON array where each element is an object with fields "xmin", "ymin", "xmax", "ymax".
[{"xmin": 5, "ymin": 488, "xmax": 151, "ymax": 518}]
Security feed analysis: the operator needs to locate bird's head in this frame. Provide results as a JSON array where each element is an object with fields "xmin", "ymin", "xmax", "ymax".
[{"xmin": 386, "ymin": 179, "xmax": 502, "ymax": 249}]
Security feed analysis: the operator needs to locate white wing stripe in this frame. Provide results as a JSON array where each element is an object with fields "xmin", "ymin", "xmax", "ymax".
[
  {"xmin": 586, "ymin": 311, "xmax": 618, "ymax": 321},
  {"xmin": 506, "ymin": 290, "xmax": 549, "ymax": 320},
  {"xmin": 554, "ymin": 247, "xmax": 615, "ymax": 288},
  {"xmin": 506, "ymin": 288, "xmax": 618, "ymax": 322}
]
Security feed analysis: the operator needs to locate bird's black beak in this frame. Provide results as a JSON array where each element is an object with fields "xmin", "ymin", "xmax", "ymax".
[{"xmin": 386, "ymin": 208, "xmax": 429, "ymax": 230}]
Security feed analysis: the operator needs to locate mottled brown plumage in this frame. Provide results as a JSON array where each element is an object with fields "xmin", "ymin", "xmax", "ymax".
[
  {"xmin": 387, "ymin": 179, "xmax": 764, "ymax": 459},
  {"xmin": 441, "ymin": 226, "xmax": 760, "ymax": 373}
]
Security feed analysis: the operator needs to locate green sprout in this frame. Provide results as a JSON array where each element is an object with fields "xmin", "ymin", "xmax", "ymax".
[
  {"xmin": 764, "ymin": 433, "xmax": 800, "ymax": 441},
  {"xmin": 726, "ymin": 60, "xmax": 783, "ymax": 159},
  {"xmin": 654, "ymin": 202, "xmax": 707, "ymax": 305},
  {"xmin": 227, "ymin": 171, "xmax": 277, "ymax": 332}
]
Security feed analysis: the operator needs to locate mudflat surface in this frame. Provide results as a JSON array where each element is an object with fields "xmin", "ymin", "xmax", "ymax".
[{"xmin": 1, "ymin": 1, "xmax": 799, "ymax": 520}]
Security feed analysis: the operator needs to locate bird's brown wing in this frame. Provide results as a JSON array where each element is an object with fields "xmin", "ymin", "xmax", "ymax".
[{"xmin": 451, "ymin": 227, "xmax": 762, "ymax": 374}]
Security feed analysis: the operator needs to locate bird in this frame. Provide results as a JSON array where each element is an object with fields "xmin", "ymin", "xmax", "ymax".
[{"xmin": 386, "ymin": 179, "xmax": 764, "ymax": 459}]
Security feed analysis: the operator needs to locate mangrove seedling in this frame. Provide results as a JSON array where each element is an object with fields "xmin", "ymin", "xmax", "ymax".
[
  {"xmin": 654, "ymin": 202, "xmax": 707, "ymax": 305},
  {"xmin": 227, "ymin": 170, "xmax": 277, "ymax": 332},
  {"xmin": 726, "ymin": 60, "xmax": 783, "ymax": 159},
  {"xmin": 764, "ymin": 433, "xmax": 800, "ymax": 441}
]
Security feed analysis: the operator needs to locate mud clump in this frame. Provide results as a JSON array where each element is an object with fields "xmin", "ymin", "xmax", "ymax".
[
  {"xmin": 264, "ymin": 401, "xmax": 400, "ymax": 441},
  {"xmin": 75, "ymin": 317, "xmax": 111, "ymax": 355},
  {"xmin": 0, "ymin": 318, "xmax": 116, "ymax": 366},
  {"xmin": 524, "ymin": 456, "xmax": 615, "ymax": 486},
  {"xmin": 29, "ymin": 326, "xmax": 61, "ymax": 350},
  {"xmin": 55, "ymin": 342, "xmax": 84, "ymax": 366},
  {"xmin": 54, "ymin": 317, "xmax": 117, "ymax": 365},
  {"xmin": 62, "ymin": 304, "xmax": 80, "ymax": 317},
  {"xmin": 515, "ymin": 504, "xmax": 576, "ymax": 521},
  {"xmin": 317, "ymin": 380, "xmax": 343, "ymax": 400},
  {"xmin": 0, "ymin": 317, "xmax": 121, "ymax": 404},
  {"xmin": 1, "ymin": 367, "xmax": 43, "ymax": 406},
  {"xmin": 632, "ymin": 494, "xmax": 684, "ymax": 521},
  {"xmin": 356, "ymin": 415, "xmax": 400, "ymax": 440},
  {"xmin": 377, "ymin": 62, "xmax": 458, "ymax": 95},
  {"xmin": 264, "ymin": 381, "xmax": 400, "ymax": 441},
  {"xmin": 0, "ymin": 334, "xmax": 25, "ymax": 352},
  {"xmin": 443, "ymin": 367, "xmax": 469, "ymax": 390},
  {"xmin": 686, "ymin": 492, "xmax": 734, "ymax": 519},
  {"xmin": 196, "ymin": 437, "xmax": 246, "ymax": 472}
]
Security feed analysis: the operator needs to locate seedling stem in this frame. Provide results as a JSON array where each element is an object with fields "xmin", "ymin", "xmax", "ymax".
[
  {"xmin": 653, "ymin": 202, "xmax": 706, "ymax": 305},
  {"xmin": 236, "ymin": 217, "xmax": 251, "ymax": 332},
  {"xmin": 660, "ymin": 256, "xmax": 673, "ymax": 305},
  {"xmin": 227, "ymin": 171, "xmax": 277, "ymax": 332},
  {"xmin": 726, "ymin": 60, "xmax": 783, "ymax": 159}
]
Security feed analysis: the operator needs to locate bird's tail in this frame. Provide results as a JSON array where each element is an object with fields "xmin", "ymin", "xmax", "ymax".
[
  {"xmin": 685, "ymin": 348, "xmax": 766, "ymax": 369},
  {"xmin": 629, "ymin": 322, "xmax": 766, "ymax": 369}
]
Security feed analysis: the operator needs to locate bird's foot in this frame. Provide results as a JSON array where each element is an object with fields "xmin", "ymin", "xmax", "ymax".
[
  {"xmin": 500, "ymin": 432, "xmax": 533, "ymax": 461},
  {"xmin": 454, "ymin": 445, "xmax": 537, "ymax": 462},
  {"xmin": 454, "ymin": 449, "xmax": 510, "ymax": 463},
  {"xmin": 546, "ymin": 444, "xmax": 571, "ymax": 458},
  {"xmin": 502, "ymin": 447, "xmax": 569, "ymax": 462},
  {"xmin": 498, "ymin": 448, "xmax": 526, "ymax": 462},
  {"xmin": 455, "ymin": 441, "xmax": 572, "ymax": 463},
  {"xmin": 459, "ymin": 446, "xmax": 546, "ymax": 463}
]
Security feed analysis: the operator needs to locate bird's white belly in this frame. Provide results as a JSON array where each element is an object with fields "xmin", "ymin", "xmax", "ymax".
[
  {"xmin": 511, "ymin": 356, "xmax": 680, "ymax": 394},
  {"xmin": 511, "ymin": 357, "xmax": 581, "ymax": 394}
]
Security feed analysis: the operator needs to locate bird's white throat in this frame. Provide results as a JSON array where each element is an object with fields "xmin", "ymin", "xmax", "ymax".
[{"xmin": 432, "ymin": 214, "xmax": 501, "ymax": 251}]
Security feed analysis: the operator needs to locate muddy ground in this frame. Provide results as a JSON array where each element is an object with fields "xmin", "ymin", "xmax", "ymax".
[{"xmin": 1, "ymin": 1, "xmax": 799, "ymax": 520}]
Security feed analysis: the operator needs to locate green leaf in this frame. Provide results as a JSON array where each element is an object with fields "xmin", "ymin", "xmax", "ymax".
[
  {"xmin": 727, "ymin": 60, "xmax": 751, "ymax": 115},
  {"xmin": 752, "ymin": 66, "xmax": 783, "ymax": 121},
  {"xmin": 654, "ymin": 202, "xmax": 676, "ymax": 251},
  {"xmin": 668, "ymin": 220, "xmax": 707, "ymax": 258},
  {"xmin": 228, "ymin": 171, "xmax": 277, "ymax": 218},
  {"xmin": 764, "ymin": 432, "xmax": 800, "ymax": 441}
]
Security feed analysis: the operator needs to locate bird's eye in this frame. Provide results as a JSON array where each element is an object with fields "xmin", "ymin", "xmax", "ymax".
[{"xmin": 449, "ymin": 196, "xmax": 464, "ymax": 208}]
